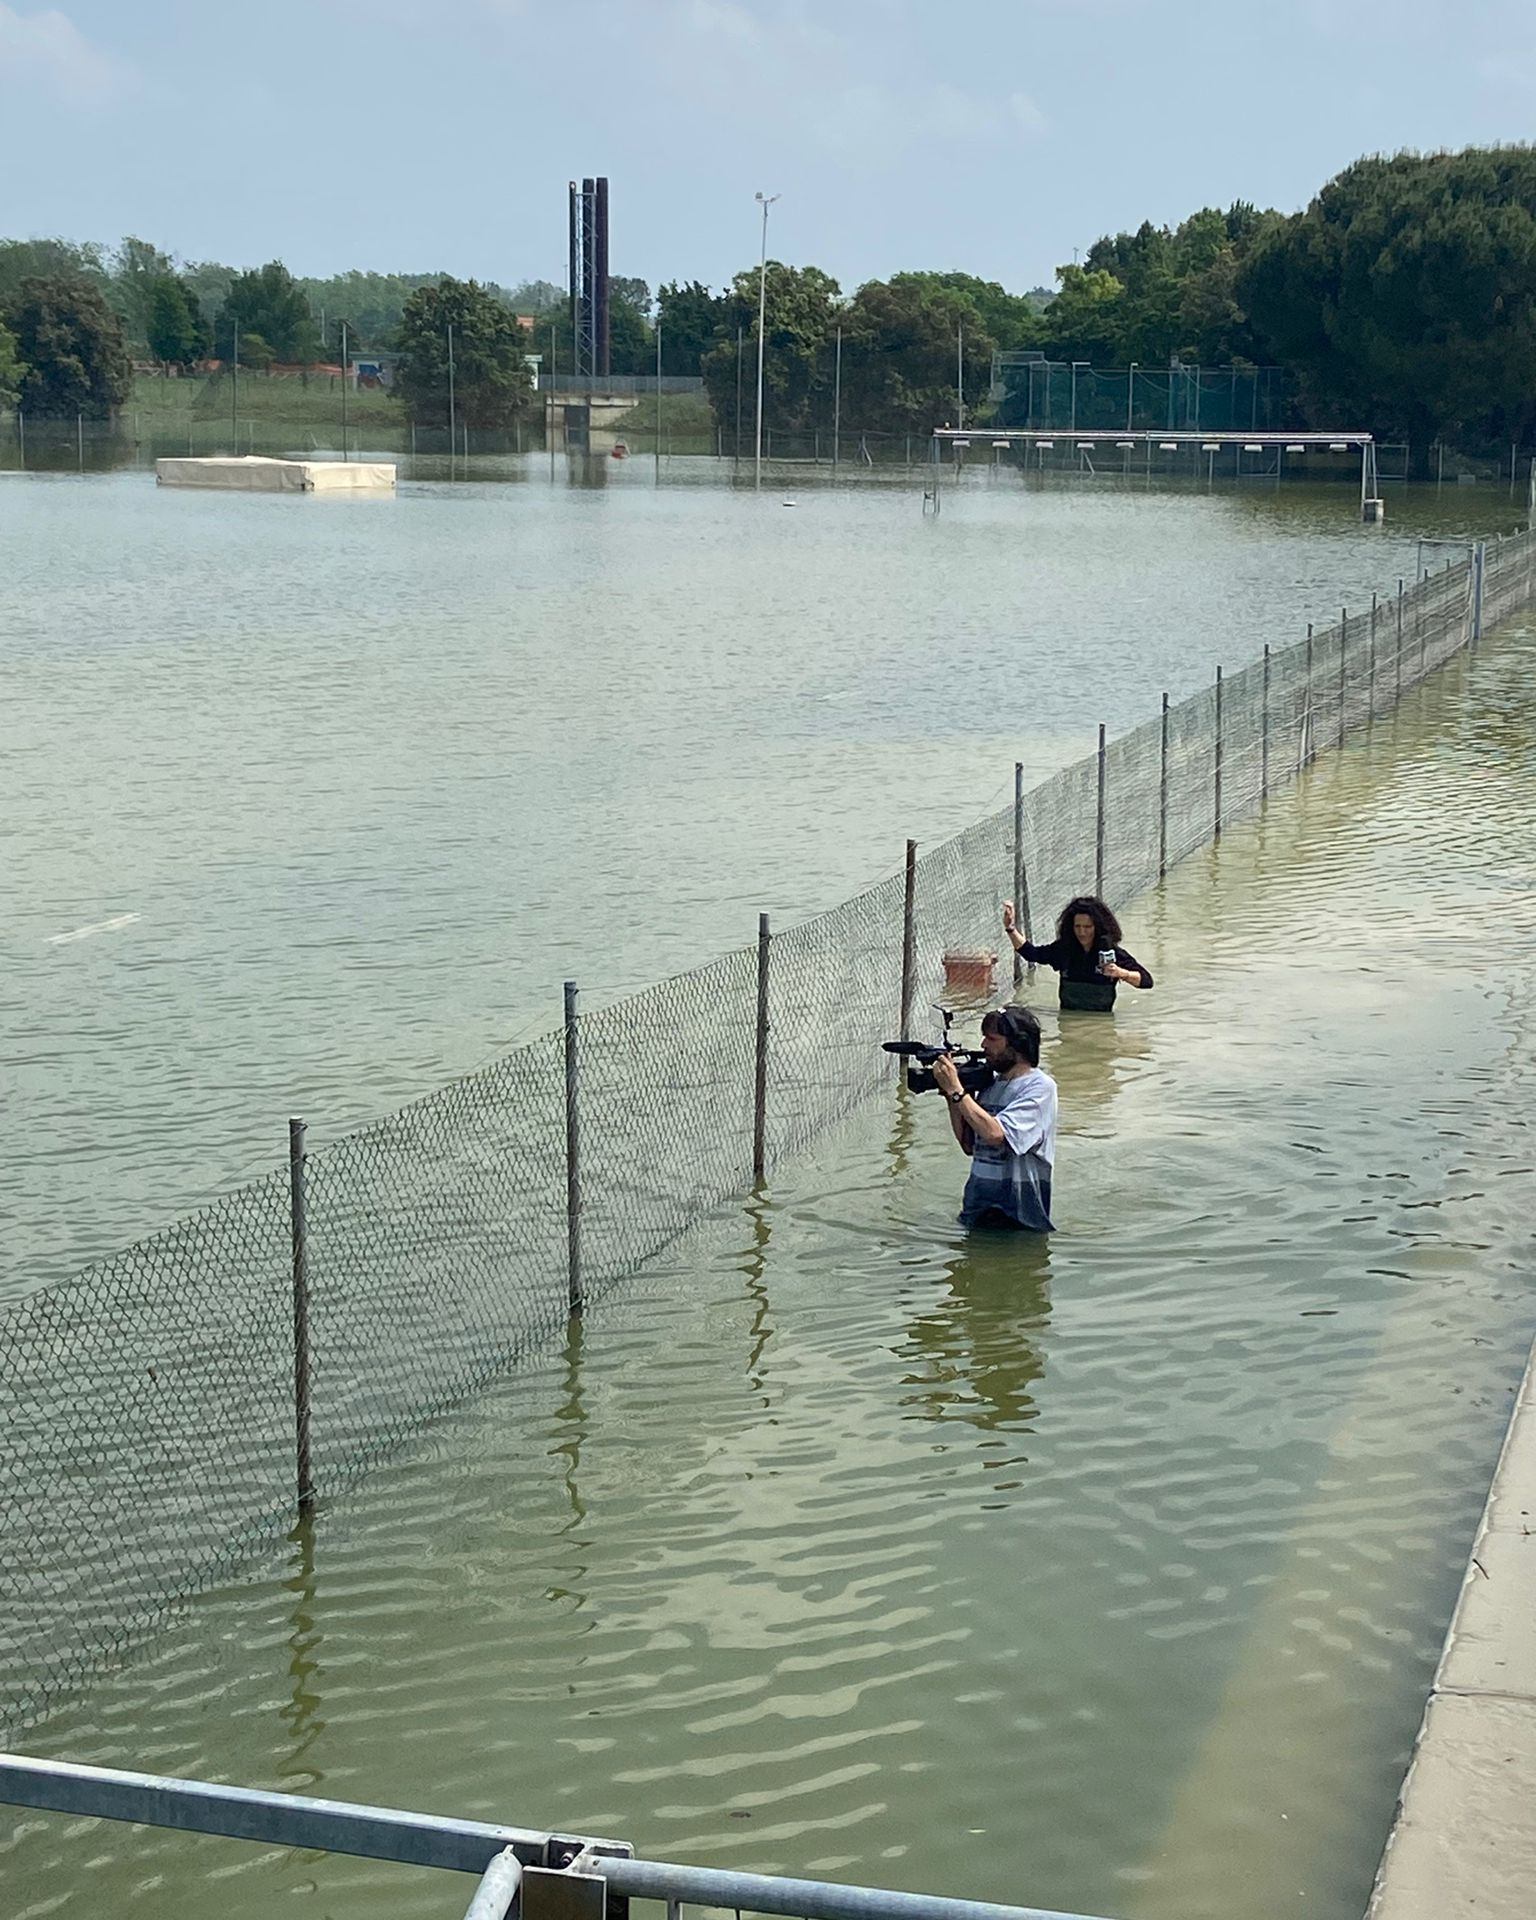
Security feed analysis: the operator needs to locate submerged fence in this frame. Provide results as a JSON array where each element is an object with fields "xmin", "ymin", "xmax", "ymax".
[{"xmin": 4, "ymin": 531, "xmax": 1535, "ymax": 1739}]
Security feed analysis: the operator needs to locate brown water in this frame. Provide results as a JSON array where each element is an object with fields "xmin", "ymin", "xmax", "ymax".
[{"xmin": 4, "ymin": 608, "xmax": 1533, "ymax": 1920}]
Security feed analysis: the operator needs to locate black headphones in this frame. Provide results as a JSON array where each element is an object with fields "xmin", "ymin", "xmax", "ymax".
[{"xmin": 986, "ymin": 1004, "xmax": 1041, "ymax": 1056}]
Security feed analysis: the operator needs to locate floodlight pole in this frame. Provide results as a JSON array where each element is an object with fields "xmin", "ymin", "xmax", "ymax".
[
  {"xmin": 956, "ymin": 325, "xmax": 964, "ymax": 431},
  {"xmin": 446, "ymin": 321, "xmax": 456, "ymax": 472},
  {"xmin": 754, "ymin": 190, "xmax": 779, "ymax": 491}
]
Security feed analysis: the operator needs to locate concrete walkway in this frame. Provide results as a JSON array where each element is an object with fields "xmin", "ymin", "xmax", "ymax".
[{"xmin": 1368, "ymin": 1338, "xmax": 1536, "ymax": 1918}]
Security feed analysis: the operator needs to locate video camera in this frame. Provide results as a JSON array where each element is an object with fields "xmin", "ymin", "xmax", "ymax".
[{"xmin": 881, "ymin": 1006, "xmax": 996, "ymax": 1098}]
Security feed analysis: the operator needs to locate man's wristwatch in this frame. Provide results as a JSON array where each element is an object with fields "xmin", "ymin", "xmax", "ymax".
[{"xmin": 947, "ymin": 1089, "xmax": 965, "ymax": 1106}]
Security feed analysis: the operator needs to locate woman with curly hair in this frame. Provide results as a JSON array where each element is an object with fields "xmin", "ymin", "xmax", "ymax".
[{"xmin": 1003, "ymin": 894, "xmax": 1153, "ymax": 1013}]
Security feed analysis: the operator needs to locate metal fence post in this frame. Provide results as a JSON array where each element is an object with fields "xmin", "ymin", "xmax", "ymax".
[
  {"xmin": 899, "ymin": 840, "xmax": 917, "ymax": 1041},
  {"xmin": 1213, "ymin": 666, "xmax": 1224, "ymax": 841},
  {"xmin": 1260, "ymin": 644, "xmax": 1270, "ymax": 796},
  {"xmin": 752, "ymin": 915, "xmax": 770, "ymax": 1183},
  {"xmin": 1157, "ymin": 692, "xmax": 1169, "ymax": 878},
  {"xmin": 1472, "ymin": 539, "xmax": 1485, "ymax": 645},
  {"xmin": 1337, "ymin": 608, "xmax": 1348, "ymax": 748},
  {"xmin": 1368, "ymin": 591, "xmax": 1377, "ymax": 717},
  {"xmin": 1396, "ymin": 580, "xmax": 1404, "ymax": 699},
  {"xmin": 77, "ymin": 413, "xmax": 84, "ymax": 471},
  {"xmin": 1012, "ymin": 763, "xmax": 1032, "ymax": 983},
  {"xmin": 1095, "ymin": 722, "xmax": 1106, "ymax": 896},
  {"xmin": 288, "ymin": 1119, "xmax": 315, "ymax": 1522},
  {"xmin": 564, "ymin": 981, "xmax": 582, "ymax": 1316}
]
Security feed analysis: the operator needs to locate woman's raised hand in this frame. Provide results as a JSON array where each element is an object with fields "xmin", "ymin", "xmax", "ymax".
[{"xmin": 1002, "ymin": 900, "xmax": 1017, "ymax": 933}]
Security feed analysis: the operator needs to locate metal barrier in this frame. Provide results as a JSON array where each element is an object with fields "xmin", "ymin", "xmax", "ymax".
[
  {"xmin": 4, "ymin": 532, "xmax": 1534, "ymax": 1743},
  {"xmin": 0, "ymin": 1754, "xmax": 1112, "ymax": 1920}
]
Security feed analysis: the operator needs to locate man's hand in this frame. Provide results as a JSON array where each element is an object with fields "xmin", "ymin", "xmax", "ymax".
[
  {"xmin": 1002, "ymin": 900, "xmax": 1017, "ymax": 934},
  {"xmin": 931, "ymin": 1053, "xmax": 962, "ymax": 1098}
]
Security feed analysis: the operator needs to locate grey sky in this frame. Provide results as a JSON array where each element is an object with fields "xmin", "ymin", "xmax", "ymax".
[{"xmin": 4, "ymin": 0, "xmax": 1535, "ymax": 295}]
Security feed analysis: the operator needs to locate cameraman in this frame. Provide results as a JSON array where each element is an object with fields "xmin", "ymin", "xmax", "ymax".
[{"xmin": 931, "ymin": 1006, "xmax": 1057, "ymax": 1232}]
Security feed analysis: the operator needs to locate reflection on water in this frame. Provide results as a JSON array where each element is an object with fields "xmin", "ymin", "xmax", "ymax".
[{"xmin": 899, "ymin": 1233, "xmax": 1052, "ymax": 1441}]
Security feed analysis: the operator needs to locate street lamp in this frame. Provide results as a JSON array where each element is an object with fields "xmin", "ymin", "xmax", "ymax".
[{"xmin": 754, "ymin": 190, "xmax": 779, "ymax": 490}]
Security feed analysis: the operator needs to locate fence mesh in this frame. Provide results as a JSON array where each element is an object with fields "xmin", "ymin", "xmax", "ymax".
[{"xmin": 0, "ymin": 534, "xmax": 1522, "ymax": 1737}]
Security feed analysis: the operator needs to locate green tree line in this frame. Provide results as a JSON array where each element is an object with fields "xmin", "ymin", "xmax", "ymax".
[{"xmin": 5, "ymin": 145, "xmax": 1536, "ymax": 457}]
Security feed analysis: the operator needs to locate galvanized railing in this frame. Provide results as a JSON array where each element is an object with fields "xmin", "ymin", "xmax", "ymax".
[{"xmin": 0, "ymin": 1753, "xmax": 1113, "ymax": 1920}]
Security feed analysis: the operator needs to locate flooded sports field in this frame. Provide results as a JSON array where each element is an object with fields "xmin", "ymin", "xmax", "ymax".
[
  {"xmin": 3, "ymin": 458, "xmax": 1533, "ymax": 1918},
  {"xmin": 0, "ymin": 466, "xmax": 1522, "ymax": 1295}
]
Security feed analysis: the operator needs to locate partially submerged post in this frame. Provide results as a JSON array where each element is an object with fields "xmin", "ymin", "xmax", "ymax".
[
  {"xmin": 564, "ymin": 981, "xmax": 582, "ymax": 1316},
  {"xmin": 753, "ymin": 915, "xmax": 770, "ymax": 1183},
  {"xmin": 899, "ymin": 841, "xmax": 917, "ymax": 1042},
  {"xmin": 288, "ymin": 1118, "xmax": 314, "ymax": 1523},
  {"xmin": 1095, "ymin": 722, "xmax": 1107, "ymax": 896}
]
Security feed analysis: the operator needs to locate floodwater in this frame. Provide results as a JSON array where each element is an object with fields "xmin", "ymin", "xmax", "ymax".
[
  {"xmin": 0, "ymin": 464, "xmax": 1524, "ymax": 1294},
  {"xmin": 2, "ymin": 461, "xmax": 1534, "ymax": 1920}
]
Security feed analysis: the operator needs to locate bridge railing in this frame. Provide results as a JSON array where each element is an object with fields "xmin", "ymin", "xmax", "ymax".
[{"xmin": 0, "ymin": 1753, "xmax": 1113, "ymax": 1920}]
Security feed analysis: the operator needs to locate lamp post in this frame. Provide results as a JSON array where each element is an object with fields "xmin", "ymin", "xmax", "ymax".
[{"xmin": 754, "ymin": 190, "xmax": 779, "ymax": 490}]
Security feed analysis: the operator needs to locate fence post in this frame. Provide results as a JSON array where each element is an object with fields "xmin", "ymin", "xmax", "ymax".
[
  {"xmin": 752, "ymin": 915, "xmax": 770, "ymax": 1183},
  {"xmin": 1213, "ymin": 666, "xmax": 1224, "ymax": 842},
  {"xmin": 1013, "ymin": 763, "xmax": 1032, "ymax": 982},
  {"xmin": 1157, "ymin": 693, "xmax": 1169, "ymax": 878},
  {"xmin": 77, "ymin": 412, "xmax": 84, "ymax": 471},
  {"xmin": 288, "ymin": 1118, "xmax": 315, "ymax": 1523},
  {"xmin": 899, "ymin": 840, "xmax": 917, "ymax": 1041},
  {"xmin": 1337, "ymin": 608, "xmax": 1348, "ymax": 748},
  {"xmin": 1261, "ymin": 645, "xmax": 1270, "ymax": 796},
  {"xmin": 1095, "ymin": 722, "xmax": 1107, "ymax": 896},
  {"xmin": 1396, "ymin": 580, "xmax": 1404, "ymax": 699},
  {"xmin": 1368, "ymin": 591, "xmax": 1378, "ymax": 717},
  {"xmin": 1303, "ymin": 622, "xmax": 1314, "ymax": 766},
  {"xmin": 564, "ymin": 981, "xmax": 582, "ymax": 1316},
  {"xmin": 1472, "ymin": 539, "xmax": 1485, "ymax": 645}
]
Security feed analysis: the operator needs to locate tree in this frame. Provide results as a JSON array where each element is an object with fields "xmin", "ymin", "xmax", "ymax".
[
  {"xmin": 181, "ymin": 259, "xmax": 237, "ymax": 330},
  {"xmin": 609, "ymin": 275, "xmax": 651, "ymax": 317},
  {"xmin": 215, "ymin": 261, "xmax": 316, "ymax": 363},
  {"xmin": 607, "ymin": 291, "xmax": 653, "ymax": 374},
  {"xmin": 1240, "ymin": 147, "xmax": 1536, "ymax": 457},
  {"xmin": 394, "ymin": 276, "xmax": 533, "ymax": 426},
  {"xmin": 886, "ymin": 271, "xmax": 1041, "ymax": 353},
  {"xmin": 145, "ymin": 276, "xmax": 208, "ymax": 367},
  {"xmin": 655, "ymin": 280, "xmax": 726, "ymax": 376},
  {"xmin": 0, "ymin": 319, "xmax": 23, "ymax": 409},
  {"xmin": 1, "ymin": 275, "xmax": 132, "ymax": 417},
  {"xmin": 109, "ymin": 235, "xmax": 176, "ymax": 349},
  {"xmin": 1039, "ymin": 266, "xmax": 1126, "ymax": 363},
  {"xmin": 701, "ymin": 262, "xmax": 841, "ymax": 433},
  {"xmin": 298, "ymin": 269, "xmax": 454, "ymax": 353},
  {"xmin": 0, "ymin": 237, "xmax": 106, "ymax": 304},
  {"xmin": 507, "ymin": 278, "xmax": 565, "ymax": 317},
  {"xmin": 838, "ymin": 278, "xmax": 996, "ymax": 433}
]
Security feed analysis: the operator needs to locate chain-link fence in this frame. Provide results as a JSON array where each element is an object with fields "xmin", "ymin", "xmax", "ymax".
[
  {"xmin": 3, "ymin": 533, "xmax": 1530, "ymax": 1739},
  {"xmin": 990, "ymin": 358, "xmax": 1300, "ymax": 434}
]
